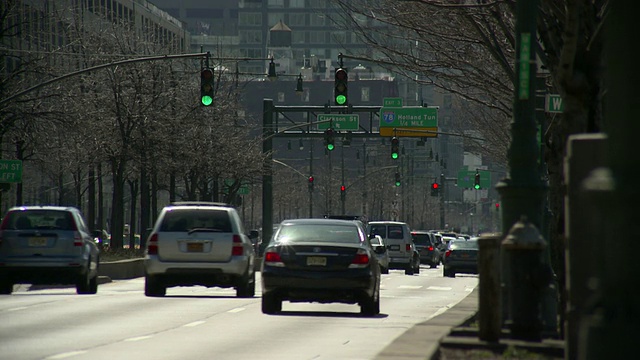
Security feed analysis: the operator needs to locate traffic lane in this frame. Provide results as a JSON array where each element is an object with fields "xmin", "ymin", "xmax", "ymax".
[
  {"xmin": 0, "ymin": 266, "xmax": 477, "ymax": 360},
  {"xmin": 0, "ymin": 280, "xmax": 262, "ymax": 360}
]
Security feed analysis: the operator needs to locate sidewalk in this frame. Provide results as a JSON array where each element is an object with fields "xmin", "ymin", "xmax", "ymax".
[{"xmin": 375, "ymin": 287, "xmax": 565, "ymax": 360}]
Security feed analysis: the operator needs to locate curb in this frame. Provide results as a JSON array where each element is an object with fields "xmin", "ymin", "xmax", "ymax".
[{"xmin": 375, "ymin": 287, "xmax": 479, "ymax": 360}]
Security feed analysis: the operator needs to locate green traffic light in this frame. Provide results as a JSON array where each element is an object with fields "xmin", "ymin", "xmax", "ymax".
[
  {"xmin": 327, "ymin": 144, "xmax": 335, "ymax": 151},
  {"xmin": 474, "ymin": 184, "xmax": 480, "ymax": 190},
  {"xmin": 395, "ymin": 181, "xmax": 401, "ymax": 187},
  {"xmin": 335, "ymin": 95, "xmax": 347, "ymax": 105},
  {"xmin": 392, "ymin": 153, "xmax": 398, "ymax": 159},
  {"xmin": 201, "ymin": 95, "xmax": 213, "ymax": 106}
]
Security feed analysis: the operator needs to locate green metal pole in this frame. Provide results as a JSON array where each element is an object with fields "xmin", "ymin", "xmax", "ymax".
[
  {"xmin": 261, "ymin": 99, "xmax": 274, "ymax": 255},
  {"xmin": 496, "ymin": 0, "xmax": 552, "ymax": 337}
]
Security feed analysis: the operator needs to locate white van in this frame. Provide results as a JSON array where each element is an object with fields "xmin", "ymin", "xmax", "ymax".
[{"xmin": 366, "ymin": 221, "xmax": 420, "ymax": 275}]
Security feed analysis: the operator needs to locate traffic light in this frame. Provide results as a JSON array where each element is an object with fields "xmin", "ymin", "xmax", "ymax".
[
  {"xmin": 474, "ymin": 171, "xmax": 481, "ymax": 189},
  {"xmin": 394, "ymin": 172, "xmax": 401, "ymax": 187},
  {"xmin": 324, "ymin": 128, "xmax": 335, "ymax": 151},
  {"xmin": 430, "ymin": 182, "xmax": 440, "ymax": 196},
  {"xmin": 200, "ymin": 68, "xmax": 214, "ymax": 106},
  {"xmin": 334, "ymin": 68, "xmax": 348, "ymax": 105},
  {"xmin": 340, "ymin": 185, "xmax": 346, "ymax": 200},
  {"xmin": 495, "ymin": 202, "xmax": 500, "ymax": 211},
  {"xmin": 308, "ymin": 176, "xmax": 314, "ymax": 192},
  {"xmin": 391, "ymin": 137, "xmax": 400, "ymax": 159}
]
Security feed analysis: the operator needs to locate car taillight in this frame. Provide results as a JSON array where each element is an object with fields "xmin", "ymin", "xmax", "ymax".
[
  {"xmin": 406, "ymin": 244, "xmax": 412, "ymax": 252},
  {"xmin": 264, "ymin": 251, "xmax": 284, "ymax": 267},
  {"xmin": 74, "ymin": 232, "xmax": 83, "ymax": 246},
  {"xmin": 232, "ymin": 235, "xmax": 243, "ymax": 256},
  {"xmin": 349, "ymin": 249, "xmax": 369, "ymax": 268},
  {"xmin": 428, "ymin": 246, "xmax": 434, "ymax": 251},
  {"xmin": 147, "ymin": 233, "xmax": 158, "ymax": 255},
  {"xmin": 445, "ymin": 250, "xmax": 452, "ymax": 258}
]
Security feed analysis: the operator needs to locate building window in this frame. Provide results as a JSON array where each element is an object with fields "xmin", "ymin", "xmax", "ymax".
[
  {"xmin": 309, "ymin": 31, "xmax": 324, "ymax": 43},
  {"xmin": 268, "ymin": 13, "xmax": 286, "ymax": 26},
  {"xmin": 240, "ymin": 30, "xmax": 262, "ymax": 44},
  {"xmin": 308, "ymin": 0, "xmax": 326, "ymax": 8},
  {"xmin": 309, "ymin": 13, "xmax": 325, "ymax": 26},
  {"xmin": 239, "ymin": 12, "xmax": 262, "ymax": 26},
  {"xmin": 292, "ymin": 32, "xmax": 306, "ymax": 44},
  {"xmin": 330, "ymin": 31, "xmax": 346, "ymax": 44},
  {"xmin": 268, "ymin": 0, "xmax": 285, "ymax": 8},
  {"xmin": 361, "ymin": 87, "xmax": 370, "ymax": 102},
  {"xmin": 288, "ymin": 13, "xmax": 305, "ymax": 26},
  {"xmin": 289, "ymin": 0, "xmax": 305, "ymax": 8},
  {"xmin": 277, "ymin": 92, "xmax": 285, "ymax": 103}
]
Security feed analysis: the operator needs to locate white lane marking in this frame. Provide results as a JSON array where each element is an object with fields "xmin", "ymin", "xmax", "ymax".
[
  {"xmin": 183, "ymin": 320, "xmax": 206, "ymax": 327},
  {"xmin": 124, "ymin": 335, "xmax": 153, "ymax": 342},
  {"xmin": 427, "ymin": 286, "xmax": 452, "ymax": 291},
  {"xmin": 227, "ymin": 307, "xmax": 246, "ymax": 313},
  {"xmin": 398, "ymin": 285, "xmax": 422, "ymax": 289},
  {"xmin": 45, "ymin": 351, "xmax": 88, "ymax": 359},
  {"xmin": 465, "ymin": 286, "xmax": 476, "ymax": 292},
  {"xmin": 6, "ymin": 306, "xmax": 29, "ymax": 312}
]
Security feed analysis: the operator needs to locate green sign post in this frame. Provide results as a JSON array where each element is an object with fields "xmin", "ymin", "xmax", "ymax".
[
  {"xmin": 0, "ymin": 160, "xmax": 22, "ymax": 183},
  {"xmin": 317, "ymin": 114, "xmax": 359, "ymax": 130}
]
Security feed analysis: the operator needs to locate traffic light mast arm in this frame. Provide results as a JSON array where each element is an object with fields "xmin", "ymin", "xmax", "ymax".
[{"xmin": 0, "ymin": 52, "xmax": 209, "ymax": 107}]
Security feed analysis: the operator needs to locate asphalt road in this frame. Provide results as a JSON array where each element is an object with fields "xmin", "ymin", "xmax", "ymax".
[{"xmin": 0, "ymin": 265, "xmax": 477, "ymax": 360}]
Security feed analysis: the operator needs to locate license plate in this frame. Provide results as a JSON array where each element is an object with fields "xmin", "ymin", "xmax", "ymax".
[
  {"xmin": 461, "ymin": 253, "xmax": 469, "ymax": 258},
  {"xmin": 306, "ymin": 256, "xmax": 327, "ymax": 266},
  {"xmin": 186, "ymin": 242, "xmax": 204, "ymax": 252},
  {"xmin": 388, "ymin": 245, "xmax": 400, "ymax": 251},
  {"xmin": 28, "ymin": 237, "xmax": 48, "ymax": 247}
]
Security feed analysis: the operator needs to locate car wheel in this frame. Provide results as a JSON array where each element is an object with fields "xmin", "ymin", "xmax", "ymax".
[
  {"xmin": 381, "ymin": 266, "xmax": 389, "ymax": 274},
  {"xmin": 236, "ymin": 270, "xmax": 255, "ymax": 298},
  {"xmin": 145, "ymin": 275, "xmax": 166, "ymax": 297},
  {"xmin": 262, "ymin": 292, "xmax": 281, "ymax": 314},
  {"xmin": 360, "ymin": 286, "xmax": 380, "ymax": 316},
  {"xmin": 76, "ymin": 269, "xmax": 92, "ymax": 295},
  {"xmin": 443, "ymin": 267, "xmax": 455, "ymax": 278},
  {"xmin": 0, "ymin": 279, "xmax": 13, "ymax": 295},
  {"xmin": 405, "ymin": 266, "xmax": 414, "ymax": 275}
]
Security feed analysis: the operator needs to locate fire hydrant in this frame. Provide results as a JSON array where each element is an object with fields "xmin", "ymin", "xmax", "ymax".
[{"xmin": 502, "ymin": 216, "xmax": 549, "ymax": 341}]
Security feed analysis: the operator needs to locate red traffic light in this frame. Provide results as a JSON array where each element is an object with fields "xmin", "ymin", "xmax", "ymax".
[
  {"xmin": 340, "ymin": 185, "xmax": 346, "ymax": 191},
  {"xmin": 308, "ymin": 176, "xmax": 314, "ymax": 183},
  {"xmin": 495, "ymin": 203, "xmax": 500, "ymax": 208},
  {"xmin": 431, "ymin": 182, "xmax": 439, "ymax": 189}
]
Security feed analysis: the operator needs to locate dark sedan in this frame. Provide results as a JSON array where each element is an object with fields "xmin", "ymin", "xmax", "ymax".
[
  {"xmin": 411, "ymin": 230, "xmax": 440, "ymax": 268},
  {"xmin": 443, "ymin": 238, "xmax": 479, "ymax": 277},
  {"xmin": 261, "ymin": 218, "xmax": 382, "ymax": 316}
]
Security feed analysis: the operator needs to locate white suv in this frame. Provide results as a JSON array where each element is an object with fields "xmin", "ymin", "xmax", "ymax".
[
  {"xmin": 366, "ymin": 221, "xmax": 420, "ymax": 275},
  {"xmin": 144, "ymin": 202, "xmax": 257, "ymax": 297}
]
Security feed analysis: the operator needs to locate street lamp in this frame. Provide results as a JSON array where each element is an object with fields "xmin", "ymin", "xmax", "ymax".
[
  {"xmin": 267, "ymin": 57, "xmax": 277, "ymax": 81},
  {"xmin": 295, "ymin": 73, "xmax": 304, "ymax": 94}
]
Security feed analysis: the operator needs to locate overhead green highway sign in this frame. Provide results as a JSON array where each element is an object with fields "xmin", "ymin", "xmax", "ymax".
[
  {"xmin": 380, "ymin": 107, "xmax": 438, "ymax": 128},
  {"xmin": 317, "ymin": 114, "xmax": 360, "ymax": 130}
]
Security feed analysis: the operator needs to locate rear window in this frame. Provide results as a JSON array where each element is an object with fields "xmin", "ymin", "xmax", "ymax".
[
  {"xmin": 449, "ymin": 240, "xmax": 478, "ymax": 250},
  {"xmin": 160, "ymin": 209, "xmax": 232, "ymax": 232},
  {"xmin": 388, "ymin": 225, "xmax": 404, "ymax": 239},
  {"xmin": 2, "ymin": 210, "xmax": 75, "ymax": 231},
  {"xmin": 275, "ymin": 223, "xmax": 361, "ymax": 244},
  {"xmin": 412, "ymin": 233, "xmax": 431, "ymax": 245}
]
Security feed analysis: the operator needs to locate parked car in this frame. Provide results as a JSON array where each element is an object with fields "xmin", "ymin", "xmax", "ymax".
[
  {"xmin": 0, "ymin": 205, "xmax": 100, "ymax": 295},
  {"xmin": 143, "ymin": 202, "xmax": 258, "ymax": 297},
  {"xmin": 369, "ymin": 234, "xmax": 390, "ymax": 274},
  {"xmin": 443, "ymin": 238, "xmax": 479, "ymax": 277},
  {"xmin": 261, "ymin": 218, "xmax": 382, "ymax": 316},
  {"xmin": 411, "ymin": 230, "xmax": 440, "ymax": 268},
  {"xmin": 367, "ymin": 221, "xmax": 420, "ymax": 275}
]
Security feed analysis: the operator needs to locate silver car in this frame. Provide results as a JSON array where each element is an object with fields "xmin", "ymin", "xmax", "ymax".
[
  {"xmin": 369, "ymin": 235, "xmax": 390, "ymax": 274},
  {"xmin": 143, "ymin": 202, "xmax": 257, "ymax": 297},
  {"xmin": 0, "ymin": 206, "xmax": 100, "ymax": 295}
]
